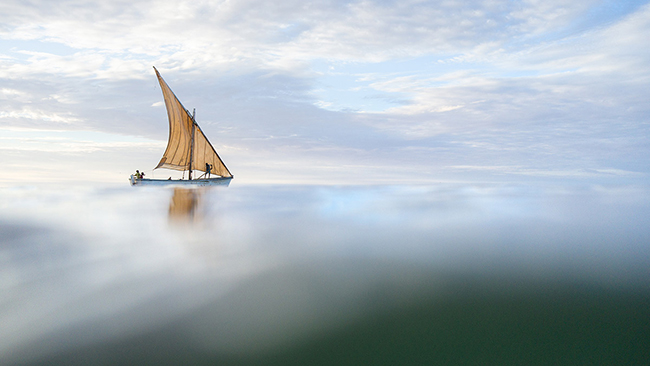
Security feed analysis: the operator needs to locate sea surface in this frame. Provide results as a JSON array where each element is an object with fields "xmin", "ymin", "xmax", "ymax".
[{"xmin": 0, "ymin": 183, "xmax": 649, "ymax": 365}]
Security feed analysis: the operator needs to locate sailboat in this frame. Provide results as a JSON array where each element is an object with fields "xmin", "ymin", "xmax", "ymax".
[{"xmin": 130, "ymin": 67, "xmax": 233, "ymax": 186}]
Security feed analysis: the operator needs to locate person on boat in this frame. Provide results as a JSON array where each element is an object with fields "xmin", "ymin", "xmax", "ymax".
[
  {"xmin": 141, "ymin": 172, "xmax": 145, "ymax": 179},
  {"xmin": 135, "ymin": 170, "xmax": 141, "ymax": 179},
  {"xmin": 205, "ymin": 163, "xmax": 212, "ymax": 178}
]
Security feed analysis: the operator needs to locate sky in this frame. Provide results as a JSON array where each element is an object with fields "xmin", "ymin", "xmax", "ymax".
[{"xmin": 0, "ymin": 0, "xmax": 649, "ymax": 185}]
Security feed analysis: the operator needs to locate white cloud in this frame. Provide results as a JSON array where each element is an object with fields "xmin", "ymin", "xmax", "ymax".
[
  {"xmin": 0, "ymin": 88, "xmax": 26, "ymax": 98},
  {"xmin": 0, "ymin": 0, "xmax": 613, "ymax": 76},
  {"xmin": 0, "ymin": 0, "xmax": 648, "ymax": 184},
  {"xmin": 0, "ymin": 109, "xmax": 80, "ymax": 124}
]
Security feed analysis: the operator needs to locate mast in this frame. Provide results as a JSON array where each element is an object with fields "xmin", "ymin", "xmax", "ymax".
[{"xmin": 188, "ymin": 108, "xmax": 196, "ymax": 180}]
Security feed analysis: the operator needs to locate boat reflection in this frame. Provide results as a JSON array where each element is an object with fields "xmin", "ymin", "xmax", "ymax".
[{"xmin": 168, "ymin": 187, "xmax": 203, "ymax": 224}]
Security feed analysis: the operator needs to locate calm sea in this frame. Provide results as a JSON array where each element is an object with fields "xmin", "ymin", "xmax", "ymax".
[{"xmin": 1, "ymin": 183, "xmax": 649, "ymax": 365}]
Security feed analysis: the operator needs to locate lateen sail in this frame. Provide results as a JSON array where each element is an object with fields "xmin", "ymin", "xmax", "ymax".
[
  {"xmin": 153, "ymin": 67, "xmax": 232, "ymax": 178},
  {"xmin": 192, "ymin": 124, "xmax": 232, "ymax": 178}
]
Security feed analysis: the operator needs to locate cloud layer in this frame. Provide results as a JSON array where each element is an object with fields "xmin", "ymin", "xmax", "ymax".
[{"xmin": 1, "ymin": 0, "xmax": 649, "ymax": 184}]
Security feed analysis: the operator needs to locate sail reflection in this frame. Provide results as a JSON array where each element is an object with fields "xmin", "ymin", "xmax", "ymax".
[{"xmin": 168, "ymin": 188, "xmax": 203, "ymax": 224}]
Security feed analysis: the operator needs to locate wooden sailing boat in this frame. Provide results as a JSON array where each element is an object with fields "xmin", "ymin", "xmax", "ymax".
[{"xmin": 130, "ymin": 67, "xmax": 233, "ymax": 186}]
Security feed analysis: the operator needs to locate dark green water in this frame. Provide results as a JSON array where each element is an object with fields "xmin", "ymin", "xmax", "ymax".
[{"xmin": 39, "ymin": 279, "xmax": 650, "ymax": 365}]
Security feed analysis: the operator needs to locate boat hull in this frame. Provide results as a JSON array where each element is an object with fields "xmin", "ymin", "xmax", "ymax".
[{"xmin": 129, "ymin": 175, "xmax": 231, "ymax": 186}]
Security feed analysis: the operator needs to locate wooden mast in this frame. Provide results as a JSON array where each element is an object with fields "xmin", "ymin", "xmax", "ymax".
[{"xmin": 188, "ymin": 108, "xmax": 196, "ymax": 180}]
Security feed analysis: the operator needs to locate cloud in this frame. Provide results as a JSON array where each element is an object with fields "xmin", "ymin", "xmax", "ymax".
[
  {"xmin": 0, "ymin": 0, "xmax": 617, "ymax": 74},
  {"xmin": 0, "ymin": 109, "xmax": 80, "ymax": 124},
  {"xmin": 0, "ymin": 0, "xmax": 648, "ymax": 184}
]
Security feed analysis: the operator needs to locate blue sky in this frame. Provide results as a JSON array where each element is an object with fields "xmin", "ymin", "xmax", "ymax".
[{"xmin": 0, "ymin": 0, "xmax": 649, "ymax": 184}]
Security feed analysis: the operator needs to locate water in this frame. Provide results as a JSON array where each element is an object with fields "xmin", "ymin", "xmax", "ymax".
[{"xmin": 1, "ymin": 183, "xmax": 649, "ymax": 365}]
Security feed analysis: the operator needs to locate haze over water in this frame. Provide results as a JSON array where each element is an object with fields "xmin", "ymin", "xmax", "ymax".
[{"xmin": 1, "ymin": 182, "xmax": 648, "ymax": 364}]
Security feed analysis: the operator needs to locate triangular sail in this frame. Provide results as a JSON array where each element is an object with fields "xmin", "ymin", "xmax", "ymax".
[
  {"xmin": 192, "ymin": 124, "xmax": 232, "ymax": 177},
  {"xmin": 153, "ymin": 67, "xmax": 232, "ymax": 178},
  {"xmin": 154, "ymin": 67, "xmax": 194, "ymax": 171}
]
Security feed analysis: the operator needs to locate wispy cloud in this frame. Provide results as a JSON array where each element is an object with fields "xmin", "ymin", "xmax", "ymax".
[{"xmin": 0, "ymin": 0, "xmax": 648, "ymax": 184}]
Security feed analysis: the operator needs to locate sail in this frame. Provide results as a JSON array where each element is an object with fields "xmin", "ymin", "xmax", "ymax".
[
  {"xmin": 154, "ymin": 67, "xmax": 194, "ymax": 171},
  {"xmin": 153, "ymin": 67, "xmax": 232, "ymax": 178},
  {"xmin": 192, "ymin": 124, "xmax": 232, "ymax": 177}
]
